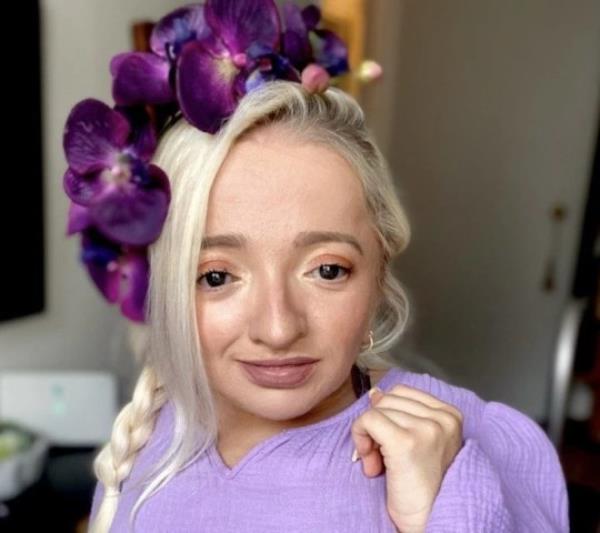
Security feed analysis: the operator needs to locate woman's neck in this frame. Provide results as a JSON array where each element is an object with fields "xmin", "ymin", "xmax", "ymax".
[{"xmin": 215, "ymin": 367, "xmax": 386, "ymax": 469}]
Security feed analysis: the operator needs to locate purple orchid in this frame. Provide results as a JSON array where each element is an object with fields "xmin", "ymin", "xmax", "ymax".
[
  {"xmin": 150, "ymin": 4, "xmax": 212, "ymax": 60},
  {"xmin": 78, "ymin": 227, "xmax": 149, "ymax": 322},
  {"xmin": 176, "ymin": 0, "xmax": 283, "ymax": 132},
  {"xmin": 282, "ymin": 3, "xmax": 349, "ymax": 76},
  {"xmin": 63, "ymin": 99, "xmax": 170, "ymax": 247},
  {"xmin": 110, "ymin": 1, "xmax": 349, "ymax": 135},
  {"xmin": 111, "ymin": 0, "xmax": 295, "ymax": 133},
  {"xmin": 110, "ymin": 4, "xmax": 210, "ymax": 108},
  {"xmin": 110, "ymin": 0, "xmax": 284, "ymax": 133}
]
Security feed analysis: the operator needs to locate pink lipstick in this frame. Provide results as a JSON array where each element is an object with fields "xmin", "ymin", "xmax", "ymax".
[{"xmin": 240, "ymin": 360, "xmax": 318, "ymax": 388}]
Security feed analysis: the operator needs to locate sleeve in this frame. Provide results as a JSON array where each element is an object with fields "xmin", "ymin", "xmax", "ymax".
[{"xmin": 425, "ymin": 400, "xmax": 569, "ymax": 532}]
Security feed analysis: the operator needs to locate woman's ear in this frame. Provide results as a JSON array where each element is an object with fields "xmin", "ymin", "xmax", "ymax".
[{"xmin": 361, "ymin": 331, "xmax": 370, "ymax": 347}]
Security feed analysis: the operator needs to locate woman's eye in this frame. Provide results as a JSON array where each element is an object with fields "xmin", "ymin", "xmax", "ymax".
[
  {"xmin": 196, "ymin": 269, "xmax": 233, "ymax": 290},
  {"xmin": 197, "ymin": 264, "xmax": 351, "ymax": 290},
  {"xmin": 311, "ymin": 263, "xmax": 352, "ymax": 281}
]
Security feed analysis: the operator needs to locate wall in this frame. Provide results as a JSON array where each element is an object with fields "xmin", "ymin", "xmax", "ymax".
[
  {"xmin": 363, "ymin": 0, "xmax": 600, "ymax": 418},
  {"xmin": 0, "ymin": 0, "xmax": 183, "ymax": 397}
]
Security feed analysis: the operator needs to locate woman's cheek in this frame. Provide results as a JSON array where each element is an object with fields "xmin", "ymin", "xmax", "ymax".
[
  {"xmin": 311, "ymin": 293, "xmax": 371, "ymax": 344},
  {"xmin": 196, "ymin": 295, "xmax": 247, "ymax": 350}
]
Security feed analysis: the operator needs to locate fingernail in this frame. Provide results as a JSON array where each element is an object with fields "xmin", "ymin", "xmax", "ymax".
[
  {"xmin": 368, "ymin": 386, "xmax": 382, "ymax": 399},
  {"xmin": 351, "ymin": 448, "xmax": 359, "ymax": 462}
]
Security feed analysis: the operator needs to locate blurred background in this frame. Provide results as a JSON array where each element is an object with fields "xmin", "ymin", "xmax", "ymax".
[{"xmin": 0, "ymin": 0, "xmax": 598, "ymax": 531}]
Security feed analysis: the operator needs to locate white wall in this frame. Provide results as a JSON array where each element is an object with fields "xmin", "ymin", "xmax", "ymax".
[
  {"xmin": 364, "ymin": 0, "xmax": 600, "ymax": 419},
  {"xmin": 0, "ymin": 0, "xmax": 182, "ymax": 395}
]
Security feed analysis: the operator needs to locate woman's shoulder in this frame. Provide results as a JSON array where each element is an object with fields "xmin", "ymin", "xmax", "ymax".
[
  {"xmin": 383, "ymin": 368, "xmax": 571, "ymax": 531},
  {"xmin": 369, "ymin": 366, "xmax": 485, "ymax": 437},
  {"xmin": 370, "ymin": 365, "xmax": 553, "ymax": 447}
]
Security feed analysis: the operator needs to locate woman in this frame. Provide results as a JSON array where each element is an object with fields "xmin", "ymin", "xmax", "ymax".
[{"xmin": 62, "ymin": 2, "xmax": 568, "ymax": 532}]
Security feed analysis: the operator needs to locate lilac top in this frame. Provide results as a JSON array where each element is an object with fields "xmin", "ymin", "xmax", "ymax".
[{"xmin": 90, "ymin": 368, "xmax": 569, "ymax": 532}]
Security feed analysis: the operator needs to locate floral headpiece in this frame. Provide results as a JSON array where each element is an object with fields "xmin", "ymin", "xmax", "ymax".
[{"xmin": 62, "ymin": 0, "xmax": 382, "ymax": 322}]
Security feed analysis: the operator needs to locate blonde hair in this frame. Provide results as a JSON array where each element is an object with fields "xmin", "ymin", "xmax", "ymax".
[{"xmin": 89, "ymin": 82, "xmax": 411, "ymax": 532}]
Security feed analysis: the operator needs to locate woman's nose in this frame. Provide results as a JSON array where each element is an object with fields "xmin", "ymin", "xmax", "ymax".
[{"xmin": 247, "ymin": 274, "xmax": 307, "ymax": 350}]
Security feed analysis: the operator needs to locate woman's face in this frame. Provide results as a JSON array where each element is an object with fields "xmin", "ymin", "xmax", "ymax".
[{"xmin": 196, "ymin": 125, "xmax": 383, "ymax": 430}]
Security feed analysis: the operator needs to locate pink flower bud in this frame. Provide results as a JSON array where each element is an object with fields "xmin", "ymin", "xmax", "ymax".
[{"xmin": 301, "ymin": 64, "xmax": 331, "ymax": 93}]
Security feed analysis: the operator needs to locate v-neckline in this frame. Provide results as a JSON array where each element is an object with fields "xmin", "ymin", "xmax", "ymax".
[{"xmin": 206, "ymin": 367, "xmax": 400, "ymax": 479}]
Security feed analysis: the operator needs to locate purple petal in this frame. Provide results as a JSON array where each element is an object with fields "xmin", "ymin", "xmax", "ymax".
[
  {"xmin": 132, "ymin": 122, "xmax": 158, "ymax": 162},
  {"xmin": 205, "ymin": 0, "xmax": 281, "ymax": 54},
  {"xmin": 176, "ymin": 42, "xmax": 238, "ymax": 133},
  {"xmin": 146, "ymin": 163, "xmax": 172, "ymax": 204},
  {"xmin": 81, "ymin": 232, "xmax": 121, "ymax": 303},
  {"xmin": 301, "ymin": 5, "xmax": 321, "ymax": 30},
  {"xmin": 64, "ymin": 168, "xmax": 107, "ymax": 206},
  {"xmin": 244, "ymin": 67, "xmax": 272, "ymax": 93},
  {"xmin": 245, "ymin": 42, "xmax": 274, "ymax": 60},
  {"xmin": 281, "ymin": 4, "xmax": 311, "ymax": 69},
  {"xmin": 118, "ymin": 252, "xmax": 149, "ymax": 322},
  {"xmin": 283, "ymin": 3, "xmax": 306, "ymax": 34},
  {"xmin": 244, "ymin": 53, "xmax": 299, "ymax": 93},
  {"xmin": 86, "ymin": 264, "xmax": 120, "ymax": 304},
  {"xmin": 282, "ymin": 29, "xmax": 311, "ymax": 69},
  {"xmin": 310, "ymin": 29, "xmax": 349, "ymax": 76},
  {"xmin": 63, "ymin": 99, "xmax": 130, "ymax": 175},
  {"xmin": 112, "ymin": 105, "xmax": 158, "ymax": 162},
  {"xmin": 80, "ymin": 231, "xmax": 149, "ymax": 321},
  {"xmin": 150, "ymin": 4, "xmax": 211, "ymax": 59},
  {"xmin": 89, "ymin": 165, "xmax": 170, "ymax": 246},
  {"xmin": 111, "ymin": 52, "xmax": 174, "ymax": 106},
  {"xmin": 66, "ymin": 202, "xmax": 93, "ymax": 235}
]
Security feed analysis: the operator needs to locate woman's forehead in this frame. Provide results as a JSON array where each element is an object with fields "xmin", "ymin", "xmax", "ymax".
[
  {"xmin": 207, "ymin": 129, "xmax": 370, "ymax": 230},
  {"xmin": 201, "ymin": 130, "xmax": 382, "ymax": 262}
]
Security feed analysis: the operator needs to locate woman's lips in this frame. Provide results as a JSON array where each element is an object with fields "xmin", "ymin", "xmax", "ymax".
[
  {"xmin": 240, "ymin": 361, "xmax": 318, "ymax": 388},
  {"xmin": 241, "ymin": 357, "xmax": 318, "ymax": 366}
]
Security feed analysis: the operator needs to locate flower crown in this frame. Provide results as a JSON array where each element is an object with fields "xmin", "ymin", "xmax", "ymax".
[{"xmin": 62, "ymin": 0, "xmax": 382, "ymax": 322}]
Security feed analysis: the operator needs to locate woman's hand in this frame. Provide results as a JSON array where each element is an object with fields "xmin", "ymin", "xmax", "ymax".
[{"xmin": 350, "ymin": 384, "xmax": 464, "ymax": 533}]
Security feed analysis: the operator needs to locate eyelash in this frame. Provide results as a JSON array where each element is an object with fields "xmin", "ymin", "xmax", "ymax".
[{"xmin": 196, "ymin": 263, "xmax": 353, "ymax": 291}]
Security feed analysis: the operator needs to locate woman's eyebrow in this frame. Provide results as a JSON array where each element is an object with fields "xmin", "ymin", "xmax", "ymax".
[
  {"xmin": 295, "ymin": 231, "xmax": 364, "ymax": 255},
  {"xmin": 200, "ymin": 233, "xmax": 246, "ymax": 250},
  {"xmin": 200, "ymin": 231, "xmax": 363, "ymax": 255}
]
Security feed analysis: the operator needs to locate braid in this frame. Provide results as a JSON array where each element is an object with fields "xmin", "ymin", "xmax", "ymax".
[{"xmin": 89, "ymin": 366, "xmax": 167, "ymax": 533}]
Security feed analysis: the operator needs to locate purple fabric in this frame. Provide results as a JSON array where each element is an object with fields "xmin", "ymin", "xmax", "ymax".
[{"xmin": 90, "ymin": 368, "xmax": 569, "ymax": 532}]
